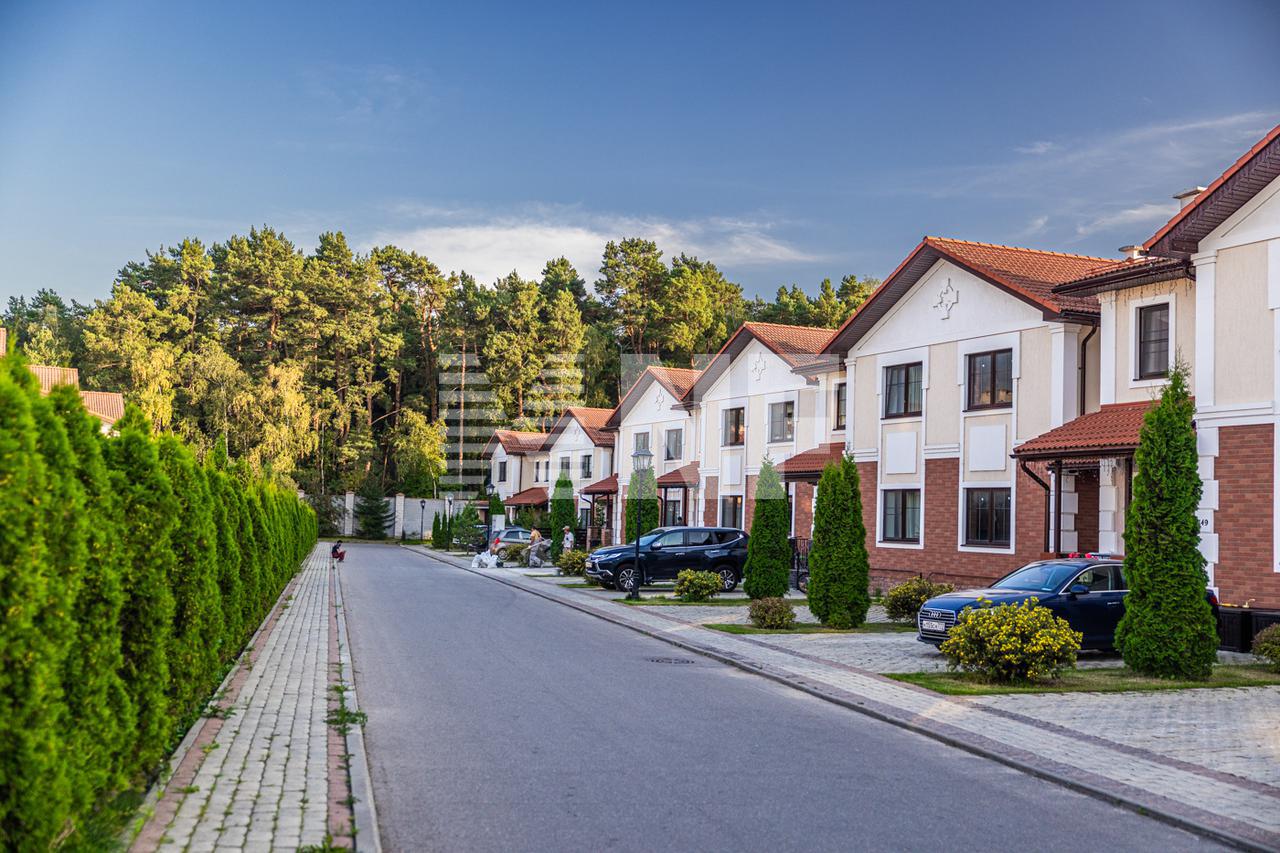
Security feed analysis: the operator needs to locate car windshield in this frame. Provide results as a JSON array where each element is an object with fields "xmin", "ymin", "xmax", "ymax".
[
  {"xmin": 638, "ymin": 532, "xmax": 662, "ymax": 547},
  {"xmin": 991, "ymin": 562, "xmax": 1079, "ymax": 593}
]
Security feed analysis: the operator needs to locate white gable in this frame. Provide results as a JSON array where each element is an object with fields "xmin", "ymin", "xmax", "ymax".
[
  {"xmin": 1200, "ymin": 172, "xmax": 1280, "ymax": 253},
  {"xmin": 618, "ymin": 378, "xmax": 687, "ymax": 429},
  {"xmin": 853, "ymin": 260, "xmax": 1046, "ymax": 356},
  {"xmin": 704, "ymin": 338, "xmax": 808, "ymax": 402}
]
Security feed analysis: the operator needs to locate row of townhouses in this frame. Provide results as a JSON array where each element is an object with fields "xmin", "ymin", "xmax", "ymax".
[{"xmin": 483, "ymin": 124, "xmax": 1280, "ymax": 609}]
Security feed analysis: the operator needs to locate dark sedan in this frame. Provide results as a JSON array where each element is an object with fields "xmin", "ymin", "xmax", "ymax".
[
  {"xmin": 585, "ymin": 527, "xmax": 748, "ymax": 592},
  {"xmin": 917, "ymin": 558, "xmax": 1219, "ymax": 651}
]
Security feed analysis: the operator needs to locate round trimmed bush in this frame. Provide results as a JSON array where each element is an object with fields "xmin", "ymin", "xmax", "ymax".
[
  {"xmin": 884, "ymin": 577, "xmax": 954, "ymax": 623},
  {"xmin": 1254, "ymin": 624, "xmax": 1280, "ymax": 672},
  {"xmin": 940, "ymin": 598, "xmax": 1082, "ymax": 683},
  {"xmin": 674, "ymin": 570, "xmax": 721, "ymax": 602},
  {"xmin": 749, "ymin": 597, "xmax": 796, "ymax": 629},
  {"xmin": 557, "ymin": 549, "xmax": 588, "ymax": 576}
]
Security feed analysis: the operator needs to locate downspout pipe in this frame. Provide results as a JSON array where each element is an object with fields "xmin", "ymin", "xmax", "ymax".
[
  {"xmin": 1019, "ymin": 459, "xmax": 1052, "ymax": 555},
  {"xmin": 1078, "ymin": 325, "xmax": 1098, "ymax": 417}
]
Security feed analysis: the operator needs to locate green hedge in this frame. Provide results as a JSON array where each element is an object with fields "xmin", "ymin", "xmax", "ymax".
[{"xmin": 0, "ymin": 353, "xmax": 317, "ymax": 851}]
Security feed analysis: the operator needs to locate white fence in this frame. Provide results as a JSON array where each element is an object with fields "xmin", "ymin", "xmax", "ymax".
[{"xmin": 308, "ymin": 492, "xmax": 447, "ymax": 538}]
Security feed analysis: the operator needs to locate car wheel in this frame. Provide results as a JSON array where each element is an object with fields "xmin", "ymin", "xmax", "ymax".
[
  {"xmin": 616, "ymin": 565, "xmax": 638, "ymax": 592},
  {"xmin": 716, "ymin": 567, "xmax": 738, "ymax": 592}
]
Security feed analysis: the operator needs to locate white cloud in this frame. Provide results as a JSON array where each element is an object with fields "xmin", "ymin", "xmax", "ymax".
[
  {"xmin": 1015, "ymin": 141, "xmax": 1057, "ymax": 155},
  {"xmin": 1074, "ymin": 202, "xmax": 1177, "ymax": 238},
  {"xmin": 365, "ymin": 207, "xmax": 819, "ymax": 283}
]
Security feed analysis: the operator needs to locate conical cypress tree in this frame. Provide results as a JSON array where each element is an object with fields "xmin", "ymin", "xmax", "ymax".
[
  {"xmin": 104, "ymin": 406, "xmax": 178, "ymax": 778},
  {"xmin": 840, "ymin": 454, "xmax": 872, "ymax": 626},
  {"xmin": 245, "ymin": 486, "xmax": 275, "ymax": 607},
  {"xmin": 549, "ymin": 474, "xmax": 576, "ymax": 561},
  {"xmin": 807, "ymin": 461, "xmax": 860, "ymax": 628},
  {"xmin": 1115, "ymin": 365, "xmax": 1218, "ymax": 678},
  {"xmin": 232, "ymin": 485, "xmax": 263, "ymax": 643},
  {"xmin": 158, "ymin": 436, "xmax": 224, "ymax": 729},
  {"xmin": 624, "ymin": 467, "xmax": 660, "ymax": 542},
  {"xmin": 432, "ymin": 511, "xmax": 442, "ymax": 546},
  {"xmin": 48, "ymin": 384, "xmax": 135, "ymax": 816},
  {"xmin": 205, "ymin": 462, "xmax": 244, "ymax": 661},
  {"xmin": 744, "ymin": 459, "xmax": 791, "ymax": 599},
  {"xmin": 0, "ymin": 365, "xmax": 71, "ymax": 848}
]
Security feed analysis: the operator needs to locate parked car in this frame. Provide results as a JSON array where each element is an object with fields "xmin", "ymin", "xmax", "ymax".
[
  {"xmin": 489, "ymin": 527, "xmax": 532, "ymax": 560},
  {"xmin": 585, "ymin": 527, "xmax": 748, "ymax": 592},
  {"xmin": 917, "ymin": 557, "xmax": 1220, "ymax": 651}
]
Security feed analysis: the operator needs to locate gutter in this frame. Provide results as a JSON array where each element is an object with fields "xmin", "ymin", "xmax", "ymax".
[
  {"xmin": 1078, "ymin": 325, "xmax": 1097, "ymax": 417},
  {"xmin": 1018, "ymin": 459, "xmax": 1052, "ymax": 554}
]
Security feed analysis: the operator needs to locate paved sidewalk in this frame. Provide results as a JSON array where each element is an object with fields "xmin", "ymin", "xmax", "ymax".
[
  {"xmin": 414, "ymin": 546, "xmax": 1280, "ymax": 851},
  {"xmin": 129, "ymin": 546, "xmax": 377, "ymax": 852}
]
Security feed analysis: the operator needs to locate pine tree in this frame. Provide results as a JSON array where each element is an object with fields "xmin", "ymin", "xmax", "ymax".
[
  {"xmin": 158, "ymin": 436, "xmax": 224, "ymax": 729},
  {"xmin": 807, "ymin": 461, "xmax": 861, "ymax": 628},
  {"xmin": 1115, "ymin": 365, "xmax": 1218, "ymax": 678},
  {"xmin": 549, "ymin": 474, "xmax": 576, "ymax": 561},
  {"xmin": 104, "ymin": 406, "xmax": 178, "ymax": 778},
  {"xmin": 48, "ymin": 384, "xmax": 135, "ymax": 816},
  {"xmin": 0, "ymin": 365, "xmax": 71, "ymax": 847},
  {"xmin": 744, "ymin": 459, "xmax": 791, "ymax": 599},
  {"xmin": 840, "ymin": 454, "xmax": 872, "ymax": 626},
  {"xmin": 355, "ymin": 478, "xmax": 393, "ymax": 539}
]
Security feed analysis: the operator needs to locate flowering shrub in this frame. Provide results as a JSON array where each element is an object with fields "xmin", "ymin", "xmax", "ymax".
[
  {"xmin": 884, "ymin": 577, "xmax": 954, "ymax": 622},
  {"xmin": 749, "ymin": 597, "xmax": 796, "ymax": 629},
  {"xmin": 1254, "ymin": 624, "xmax": 1280, "ymax": 672},
  {"xmin": 940, "ymin": 598, "xmax": 1082, "ymax": 683},
  {"xmin": 557, "ymin": 549, "xmax": 588, "ymax": 576},
  {"xmin": 674, "ymin": 570, "xmax": 722, "ymax": 602}
]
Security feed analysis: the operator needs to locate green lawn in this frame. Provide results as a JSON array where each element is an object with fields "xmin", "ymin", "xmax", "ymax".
[
  {"xmin": 888, "ymin": 664, "xmax": 1280, "ymax": 695},
  {"xmin": 704, "ymin": 621, "xmax": 915, "ymax": 634}
]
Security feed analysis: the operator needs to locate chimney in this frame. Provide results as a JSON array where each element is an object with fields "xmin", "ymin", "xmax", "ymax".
[
  {"xmin": 1119, "ymin": 245, "xmax": 1144, "ymax": 260},
  {"xmin": 1173, "ymin": 186, "xmax": 1207, "ymax": 209}
]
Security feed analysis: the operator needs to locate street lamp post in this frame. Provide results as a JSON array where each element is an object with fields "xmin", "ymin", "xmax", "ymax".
[
  {"xmin": 484, "ymin": 481, "xmax": 496, "ymax": 546},
  {"xmin": 628, "ymin": 447, "xmax": 653, "ymax": 601},
  {"xmin": 419, "ymin": 499, "xmax": 426, "ymax": 543},
  {"xmin": 445, "ymin": 493, "xmax": 454, "ymax": 550}
]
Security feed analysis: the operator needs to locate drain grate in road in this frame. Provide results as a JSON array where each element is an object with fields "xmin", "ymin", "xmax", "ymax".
[{"xmin": 646, "ymin": 657, "xmax": 697, "ymax": 665}]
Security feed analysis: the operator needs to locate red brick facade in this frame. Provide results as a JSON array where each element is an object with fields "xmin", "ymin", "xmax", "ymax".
[
  {"xmin": 742, "ymin": 474, "xmax": 758, "ymax": 533},
  {"xmin": 1215, "ymin": 424, "xmax": 1279, "ymax": 608},
  {"xmin": 702, "ymin": 476, "xmax": 719, "ymax": 526},
  {"xmin": 1072, "ymin": 470, "xmax": 1100, "ymax": 554},
  {"xmin": 792, "ymin": 481, "xmax": 815, "ymax": 537},
  {"xmin": 857, "ymin": 458, "xmax": 1050, "ymax": 593}
]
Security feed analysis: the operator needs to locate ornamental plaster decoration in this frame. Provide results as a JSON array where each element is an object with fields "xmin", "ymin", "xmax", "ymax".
[
  {"xmin": 933, "ymin": 279, "xmax": 959, "ymax": 319},
  {"xmin": 750, "ymin": 352, "xmax": 768, "ymax": 382},
  {"xmin": 653, "ymin": 388, "xmax": 666, "ymax": 411}
]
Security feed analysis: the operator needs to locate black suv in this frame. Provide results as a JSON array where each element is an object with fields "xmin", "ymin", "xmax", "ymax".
[{"xmin": 585, "ymin": 527, "xmax": 749, "ymax": 592}]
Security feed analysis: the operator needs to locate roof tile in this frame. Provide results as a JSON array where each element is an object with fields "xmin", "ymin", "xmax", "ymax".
[{"xmin": 1012, "ymin": 402, "xmax": 1152, "ymax": 459}]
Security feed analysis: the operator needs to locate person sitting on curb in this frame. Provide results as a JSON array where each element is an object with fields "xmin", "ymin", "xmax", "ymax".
[{"xmin": 331, "ymin": 540, "xmax": 346, "ymax": 563}]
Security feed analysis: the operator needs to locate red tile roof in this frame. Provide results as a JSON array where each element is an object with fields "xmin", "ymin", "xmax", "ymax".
[
  {"xmin": 503, "ymin": 486, "xmax": 549, "ymax": 507},
  {"xmin": 0, "ymin": 327, "xmax": 7, "ymax": 353},
  {"xmin": 482, "ymin": 429, "xmax": 551, "ymax": 457},
  {"xmin": 656, "ymin": 462, "xmax": 699, "ymax": 487},
  {"xmin": 582, "ymin": 473, "xmax": 618, "ymax": 495},
  {"xmin": 607, "ymin": 365, "xmax": 702, "ymax": 428},
  {"xmin": 1012, "ymin": 402, "xmax": 1153, "ymax": 460},
  {"xmin": 825, "ymin": 237, "xmax": 1105, "ymax": 353},
  {"xmin": 682, "ymin": 321, "xmax": 835, "ymax": 401},
  {"xmin": 29, "ymin": 364, "xmax": 80, "ymax": 394},
  {"xmin": 80, "ymin": 391, "xmax": 125, "ymax": 425},
  {"xmin": 775, "ymin": 443, "xmax": 846, "ymax": 479},
  {"xmin": 556, "ymin": 406, "xmax": 616, "ymax": 447},
  {"xmin": 1054, "ymin": 255, "xmax": 1192, "ymax": 296},
  {"xmin": 1145, "ymin": 124, "xmax": 1280, "ymax": 257}
]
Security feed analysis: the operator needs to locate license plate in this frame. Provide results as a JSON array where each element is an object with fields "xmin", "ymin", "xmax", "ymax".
[{"xmin": 921, "ymin": 619, "xmax": 946, "ymax": 632}]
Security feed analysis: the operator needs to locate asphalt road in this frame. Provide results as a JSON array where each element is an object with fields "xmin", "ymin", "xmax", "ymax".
[{"xmin": 341, "ymin": 544, "xmax": 1219, "ymax": 853}]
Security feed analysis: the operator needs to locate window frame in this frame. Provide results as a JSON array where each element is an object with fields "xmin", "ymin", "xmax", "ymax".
[
  {"xmin": 633, "ymin": 431, "xmax": 650, "ymax": 454},
  {"xmin": 833, "ymin": 382, "xmax": 848, "ymax": 431},
  {"xmin": 580, "ymin": 453, "xmax": 592, "ymax": 478},
  {"xmin": 880, "ymin": 488, "xmax": 921, "ymax": 543},
  {"xmin": 965, "ymin": 349, "xmax": 1014, "ymax": 411},
  {"xmin": 768, "ymin": 400, "xmax": 795, "ymax": 443},
  {"xmin": 883, "ymin": 362, "xmax": 923, "ymax": 419},
  {"xmin": 497, "ymin": 460, "xmax": 508, "ymax": 483},
  {"xmin": 720, "ymin": 494, "xmax": 744, "ymax": 529},
  {"xmin": 664, "ymin": 428, "xmax": 683, "ymax": 461},
  {"xmin": 964, "ymin": 487, "xmax": 1012, "ymax": 548},
  {"xmin": 1136, "ymin": 302, "xmax": 1171, "ymax": 380},
  {"xmin": 722, "ymin": 406, "xmax": 745, "ymax": 447},
  {"xmin": 559, "ymin": 455, "xmax": 571, "ymax": 475}
]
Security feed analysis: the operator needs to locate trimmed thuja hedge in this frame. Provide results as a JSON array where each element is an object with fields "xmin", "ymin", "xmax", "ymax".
[{"xmin": 0, "ymin": 354, "xmax": 317, "ymax": 851}]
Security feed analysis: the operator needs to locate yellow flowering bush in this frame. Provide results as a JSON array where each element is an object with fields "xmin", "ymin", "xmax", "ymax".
[{"xmin": 939, "ymin": 598, "xmax": 1082, "ymax": 683}]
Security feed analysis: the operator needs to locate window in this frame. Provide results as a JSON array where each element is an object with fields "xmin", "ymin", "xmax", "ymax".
[
  {"xmin": 581, "ymin": 454, "xmax": 592, "ymax": 478},
  {"xmin": 966, "ymin": 349, "xmax": 1013, "ymax": 410},
  {"xmin": 720, "ymin": 495, "xmax": 744, "ymax": 529},
  {"xmin": 722, "ymin": 407, "xmax": 745, "ymax": 446},
  {"xmin": 559, "ymin": 456, "xmax": 571, "ymax": 475},
  {"xmin": 665, "ymin": 428, "xmax": 683, "ymax": 461},
  {"xmin": 662, "ymin": 495, "xmax": 683, "ymax": 526},
  {"xmin": 685, "ymin": 529, "xmax": 715, "ymax": 546},
  {"xmin": 883, "ymin": 363, "xmax": 923, "ymax": 418},
  {"xmin": 1137, "ymin": 303, "xmax": 1170, "ymax": 379},
  {"xmin": 768, "ymin": 401, "xmax": 795, "ymax": 443},
  {"xmin": 634, "ymin": 431, "xmax": 650, "ymax": 453},
  {"xmin": 881, "ymin": 489, "xmax": 921, "ymax": 543},
  {"xmin": 834, "ymin": 382, "xmax": 847, "ymax": 430},
  {"xmin": 965, "ymin": 488, "xmax": 1011, "ymax": 547},
  {"xmin": 497, "ymin": 460, "xmax": 508, "ymax": 483}
]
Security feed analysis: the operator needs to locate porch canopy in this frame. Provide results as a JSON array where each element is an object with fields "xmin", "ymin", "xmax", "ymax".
[
  {"xmin": 775, "ymin": 442, "xmax": 845, "ymax": 483},
  {"xmin": 1012, "ymin": 401, "xmax": 1151, "ymax": 554},
  {"xmin": 582, "ymin": 473, "xmax": 618, "ymax": 495},
  {"xmin": 656, "ymin": 462, "xmax": 699, "ymax": 526},
  {"xmin": 504, "ymin": 486, "xmax": 550, "ymax": 508},
  {"xmin": 580, "ymin": 474, "xmax": 618, "ymax": 548}
]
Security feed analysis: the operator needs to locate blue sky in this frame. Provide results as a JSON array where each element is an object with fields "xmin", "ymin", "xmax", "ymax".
[{"xmin": 2, "ymin": 0, "xmax": 1278, "ymax": 304}]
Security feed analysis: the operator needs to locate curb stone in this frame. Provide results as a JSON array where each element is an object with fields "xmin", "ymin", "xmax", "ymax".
[
  {"xmin": 333, "ymin": 561, "xmax": 382, "ymax": 852},
  {"xmin": 406, "ymin": 545, "xmax": 1273, "ymax": 853}
]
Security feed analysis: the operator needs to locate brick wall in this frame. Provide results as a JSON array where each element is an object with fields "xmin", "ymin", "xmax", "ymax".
[
  {"xmin": 1073, "ymin": 470, "xmax": 1099, "ymax": 554},
  {"xmin": 742, "ymin": 474, "xmax": 758, "ymax": 533},
  {"xmin": 857, "ymin": 458, "xmax": 1050, "ymax": 593},
  {"xmin": 793, "ymin": 481, "xmax": 815, "ymax": 537},
  {"xmin": 702, "ymin": 476, "xmax": 719, "ymax": 526},
  {"xmin": 1215, "ymin": 424, "xmax": 1279, "ymax": 608}
]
